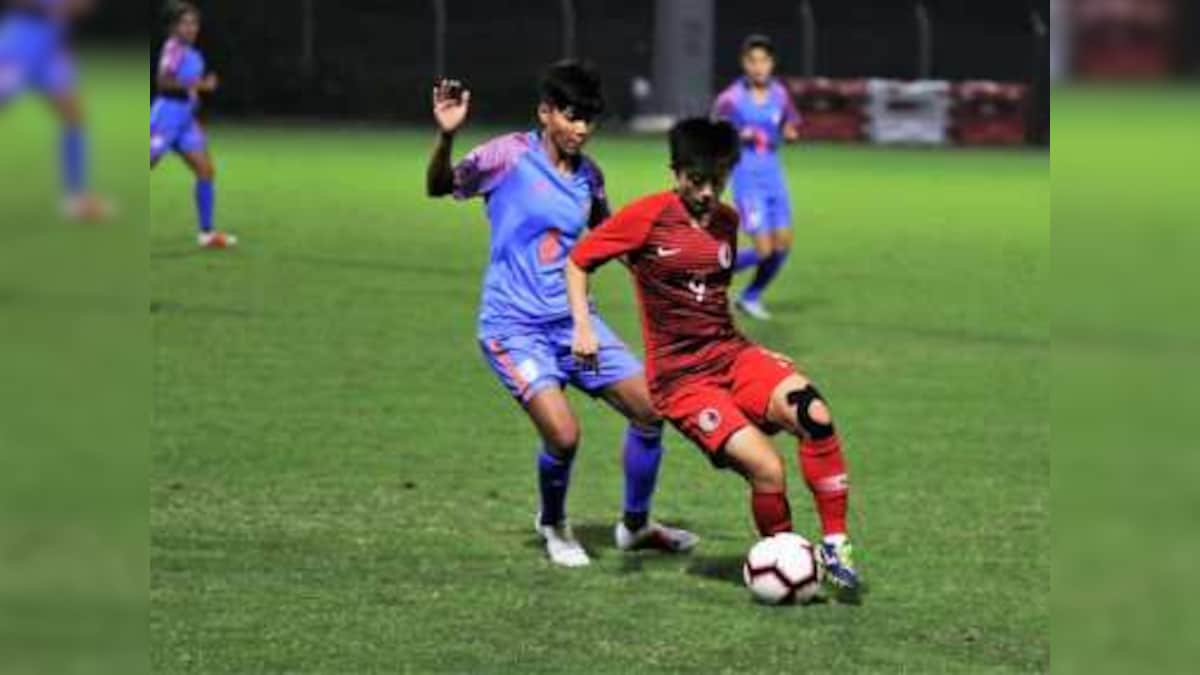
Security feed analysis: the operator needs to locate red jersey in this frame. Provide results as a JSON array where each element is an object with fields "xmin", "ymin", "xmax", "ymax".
[{"xmin": 570, "ymin": 191, "xmax": 751, "ymax": 402}]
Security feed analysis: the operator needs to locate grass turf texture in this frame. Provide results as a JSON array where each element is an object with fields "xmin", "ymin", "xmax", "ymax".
[
  {"xmin": 1, "ymin": 51, "xmax": 146, "ymax": 674},
  {"xmin": 151, "ymin": 122, "xmax": 1048, "ymax": 669}
]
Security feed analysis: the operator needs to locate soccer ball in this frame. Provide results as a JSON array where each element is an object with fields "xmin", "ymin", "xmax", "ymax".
[{"xmin": 742, "ymin": 533, "xmax": 823, "ymax": 605}]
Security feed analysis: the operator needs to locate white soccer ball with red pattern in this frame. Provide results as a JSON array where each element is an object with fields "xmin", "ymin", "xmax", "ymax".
[{"xmin": 742, "ymin": 533, "xmax": 823, "ymax": 605}]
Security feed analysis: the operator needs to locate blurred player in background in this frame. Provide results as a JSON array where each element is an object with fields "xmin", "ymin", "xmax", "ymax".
[
  {"xmin": 711, "ymin": 35, "xmax": 802, "ymax": 321},
  {"xmin": 566, "ymin": 119, "xmax": 860, "ymax": 594},
  {"xmin": 0, "ymin": 0, "xmax": 108, "ymax": 219},
  {"xmin": 151, "ymin": 1, "xmax": 235, "ymax": 249},
  {"xmin": 425, "ymin": 62, "xmax": 697, "ymax": 567}
]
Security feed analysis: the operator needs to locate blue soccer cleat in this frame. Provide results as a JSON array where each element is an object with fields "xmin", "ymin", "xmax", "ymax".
[{"xmin": 819, "ymin": 538, "xmax": 862, "ymax": 595}]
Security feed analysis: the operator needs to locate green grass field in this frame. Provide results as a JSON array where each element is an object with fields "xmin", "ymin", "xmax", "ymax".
[
  {"xmin": 147, "ymin": 114, "xmax": 1048, "ymax": 673},
  {"xmin": 1, "ymin": 51, "xmax": 145, "ymax": 675}
]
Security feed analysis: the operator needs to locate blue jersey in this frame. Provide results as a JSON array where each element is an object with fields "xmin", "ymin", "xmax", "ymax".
[
  {"xmin": 0, "ymin": 0, "xmax": 74, "ymax": 97},
  {"xmin": 712, "ymin": 77, "xmax": 802, "ymax": 175},
  {"xmin": 713, "ymin": 78, "xmax": 802, "ymax": 233},
  {"xmin": 452, "ymin": 130, "xmax": 608, "ymax": 336},
  {"xmin": 150, "ymin": 38, "xmax": 208, "ymax": 159},
  {"xmin": 154, "ymin": 37, "xmax": 205, "ymax": 107}
]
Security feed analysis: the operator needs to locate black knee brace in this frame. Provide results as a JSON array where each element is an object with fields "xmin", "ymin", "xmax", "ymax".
[{"xmin": 786, "ymin": 386, "xmax": 835, "ymax": 440}]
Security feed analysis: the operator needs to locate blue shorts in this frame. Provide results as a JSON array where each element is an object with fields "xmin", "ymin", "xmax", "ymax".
[
  {"xmin": 480, "ymin": 316, "xmax": 643, "ymax": 404},
  {"xmin": 731, "ymin": 164, "xmax": 792, "ymax": 236},
  {"xmin": 0, "ymin": 16, "xmax": 75, "ymax": 102},
  {"xmin": 150, "ymin": 98, "xmax": 207, "ymax": 162}
]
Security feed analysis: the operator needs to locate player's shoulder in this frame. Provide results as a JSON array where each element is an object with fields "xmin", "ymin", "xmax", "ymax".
[
  {"xmin": 576, "ymin": 153, "xmax": 606, "ymax": 187},
  {"xmin": 769, "ymin": 78, "xmax": 791, "ymax": 97},
  {"xmin": 466, "ymin": 131, "xmax": 536, "ymax": 167},
  {"xmin": 481, "ymin": 130, "xmax": 536, "ymax": 153},
  {"xmin": 623, "ymin": 191, "xmax": 678, "ymax": 219},
  {"xmin": 715, "ymin": 202, "xmax": 741, "ymax": 232},
  {"xmin": 714, "ymin": 80, "xmax": 743, "ymax": 106}
]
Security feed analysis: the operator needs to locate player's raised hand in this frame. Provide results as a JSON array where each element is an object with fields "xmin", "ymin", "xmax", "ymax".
[
  {"xmin": 432, "ymin": 78, "xmax": 471, "ymax": 135},
  {"xmin": 571, "ymin": 324, "xmax": 600, "ymax": 374},
  {"xmin": 197, "ymin": 74, "xmax": 219, "ymax": 93}
]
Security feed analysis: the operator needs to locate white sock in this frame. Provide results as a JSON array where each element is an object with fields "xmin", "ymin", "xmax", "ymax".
[{"xmin": 823, "ymin": 533, "xmax": 848, "ymax": 546}]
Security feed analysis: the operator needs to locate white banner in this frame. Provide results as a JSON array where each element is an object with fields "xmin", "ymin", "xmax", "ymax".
[{"xmin": 864, "ymin": 79, "xmax": 951, "ymax": 146}]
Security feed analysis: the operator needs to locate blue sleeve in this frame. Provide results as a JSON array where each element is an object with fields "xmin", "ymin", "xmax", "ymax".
[
  {"xmin": 175, "ymin": 50, "xmax": 205, "ymax": 87},
  {"xmin": 452, "ymin": 133, "xmax": 531, "ymax": 200}
]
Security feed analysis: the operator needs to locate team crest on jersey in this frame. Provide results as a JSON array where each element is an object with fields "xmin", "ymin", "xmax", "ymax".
[
  {"xmin": 718, "ymin": 243, "xmax": 733, "ymax": 270},
  {"xmin": 698, "ymin": 408, "xmax": 722, "ymax": 434}
]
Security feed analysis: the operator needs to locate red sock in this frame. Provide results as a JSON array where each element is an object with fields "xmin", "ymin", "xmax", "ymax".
[
  {"xmin": 751, "ymin": 490, "xmax": 793, "ymax": 536},
  {"xmin": 799, "ymin": 435, "xmax": 849, "ymax": 537}
]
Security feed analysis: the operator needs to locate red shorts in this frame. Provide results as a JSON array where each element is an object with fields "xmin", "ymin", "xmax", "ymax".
[{"xmin": 659, "ymin": 345, "xmax": 797, "ymax": 460}]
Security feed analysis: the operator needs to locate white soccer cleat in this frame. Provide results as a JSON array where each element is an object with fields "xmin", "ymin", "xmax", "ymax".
[
  {"xmin": 535, "ymin": 519, "xmax": 591, "ymax": 568},
  {"xmin": 735, "ymin": 297, "xmax": 772, "ymax": 321},
  {"xmin": 62, "ymin": 193, "xmax": 113, "ymax": 222},
  {"xmin": 614, "ymin": 521, "xmax": 700, "ymax": 553},
  {"xmin": 197, "ymin": 231, "xmax": 238, "ymax": 249}
]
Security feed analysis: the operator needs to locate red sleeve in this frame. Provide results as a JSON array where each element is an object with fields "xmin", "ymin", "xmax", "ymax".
[{"xmin": 570, "ymin": 194, "xmax": 665, "ymax": 271}]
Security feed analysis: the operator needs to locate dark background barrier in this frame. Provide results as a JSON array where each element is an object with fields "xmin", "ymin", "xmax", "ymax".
[{"xmin": 143, "ymin": 0, "xmax": 1050, "ymax": 129}]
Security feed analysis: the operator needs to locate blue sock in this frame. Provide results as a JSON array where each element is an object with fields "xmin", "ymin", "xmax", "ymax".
[
  {"xmin": 61, "ymin": 126, "xmax": 86, "ymax": 197},
  {"xmin": 195, "ymin": 179, "xmax": 215, "ymax": 233},
  {"xmin": 537, "ymin": 448, "xmax": 574, "ymax": 526},
  {"xmin": 734, "ymin": 248, "xmax": 760, "ymax": 272},
  {"xmin": 742, "ymin": 250, "xmax": 789, "ymax": 302},
  {"xmin": 622, "ymin": 425, "xmax": 664, "ymax": 530}
]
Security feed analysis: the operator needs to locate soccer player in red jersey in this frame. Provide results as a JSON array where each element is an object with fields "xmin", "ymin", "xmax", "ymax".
[{"xmin": 564, "ymin": 118, "xmax": 860, "ymax": 592}]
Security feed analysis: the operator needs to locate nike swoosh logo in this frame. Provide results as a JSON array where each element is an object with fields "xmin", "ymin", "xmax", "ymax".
[{"xmin": 656, "ymin": 247, "xmax": 682, "ymax": 257}]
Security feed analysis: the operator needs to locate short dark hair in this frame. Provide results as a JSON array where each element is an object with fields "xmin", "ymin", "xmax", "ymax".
[
  {"xmin": 669, "ymin": 118, "xmax": 740, "ymax": 174},
  {"xmin": 741, "ymin": 34, "xmax": 775, "ymax": 57},
  {"xmin": 164, "ymin": 1, "xmax": 200, "ymax": 27},
  {"xmin": 539, "ymin": 60, "xmax": 606, "ymax": 120}
]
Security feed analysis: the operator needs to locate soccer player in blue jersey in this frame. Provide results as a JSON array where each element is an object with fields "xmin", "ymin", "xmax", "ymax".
[
  {"xmin": 151, "ymin": 1, "xmax": 235, "ymax": 249},
  {"xmin": 712, "ymin": 35, "xmax": 803, "ymax": 320},
  {"xmin": 426, "ymin": 62, "xmax": 697, "ymax": 567},
  {"xmin": 0, "ymin": 0, "xmax": 108, "ymax": 219}
]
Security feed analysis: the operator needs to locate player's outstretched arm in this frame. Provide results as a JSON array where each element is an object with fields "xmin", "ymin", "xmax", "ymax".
[
  {"xmin": 781, "ymin": 90, "xmax": 803, "ymax": 142},
  {"xmin": 565, "ymin": 259, "xmax": 599, "ymax": 371},
  {"xmin": 426, "ymin": 79, "xmax": 471, "ymax": 197},
  {"xmin": 565, "ymin": 198, "xmax": 657, "ymax": 370}
]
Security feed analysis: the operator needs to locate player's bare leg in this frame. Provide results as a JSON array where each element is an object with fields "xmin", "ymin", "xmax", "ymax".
[
  {"xmin": 524, "ymin": 387, "xmax": 590, "ymax": 567},
  {"xmin": 736, "ymin": 232, "xmax": 777, "ymax": 320},
  {"xmin": 182, "ymin": 149, "xmax": 236, "ymax": 248},
  {"xmin": 765, "ymin": 372, "xmax": 860, "ymax": 592},
  {"xmin": 600, "ymin": 376, "xmax": 699, "ymax": 553},
  {"xmin": 722, "ymin": 425, "xmax": 793, "ymax": 536},
  {"xmin": 772, "ymin": 227, "xmax": 793, "ymax": 258},
  {"xmin": 49, "ymin": 92, "xmax": 110, "ymax": 222}
]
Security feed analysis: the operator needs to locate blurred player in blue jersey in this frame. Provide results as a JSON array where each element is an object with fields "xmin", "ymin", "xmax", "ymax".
[
  {"xmin": 0, "ymin": 0, "xmax": 108, "ymax": 219},
  {"xmin": 426, "ymin": 62, "xmax": 697, "ymax": 567},
  {"xmin": 712, "ymin": 35, "xmax": 803, "ymax": 320},
  {"xmin": 151, "ymin": 1, "xmax": 235, "ymax": 249}
]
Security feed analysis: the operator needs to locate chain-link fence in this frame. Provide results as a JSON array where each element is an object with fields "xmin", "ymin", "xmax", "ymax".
[{"xmin": 149, "ymin": 0, "xmax": 1049, "ymax": 126}]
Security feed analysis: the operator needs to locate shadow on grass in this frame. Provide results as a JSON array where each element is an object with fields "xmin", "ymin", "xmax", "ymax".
[
  {"xmin": 150, "ymin": 300, "xmax": 255, "ymax": 318},
  {"xmin": 685, "ymin": 554, "xmax": 744, "ymax": 586},
  {"xmin": 151, "ymin": 248, "xmax": 205, "ymax": 260},
  {"xmin": 522, "ymin": 520, "xmax": 707, "ymax": 566},
  {"xmin": 282, "ymin": 253, "xmax": 473, "ymax": 280}
]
